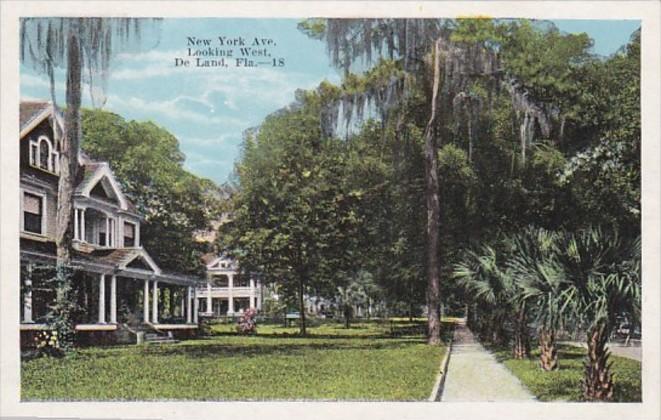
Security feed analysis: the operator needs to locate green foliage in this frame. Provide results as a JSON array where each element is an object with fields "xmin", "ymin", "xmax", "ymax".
[
  {"xmin": 335, "ymin": 271, "xmax": 381, "ymax": 325},
  {"xmin": 219, "ymin": 94, "xmax": 365, "ymax": 332},
  {"xmin": 26, "ymin": 263, "xmax": 79, "ymax": 355},
  {"xmin": 493, "ymin": 345, "xmax": 641, "ymax": 402},
  {"xmin": 81, "ymin": 109, "xmax": 223, "ymax": 274},
  {"xmin": 508, "ymin": 227, "xmax": 569, "ymax": 333},
  {"xmin": 559, "ymin": 30, "xmax": 640, "ymax": 232},
  {"xmin": 501, "ymin": 20, "xmax": 593, "ymax": 104},
  {"xmin": 297, "ymin": 19, "xmax": 326, "ymax": 40},
  {"xmin": 558, "ymin": 228, "xmax": 641, "ymax": 332},
  {"xmin": 22, "ymin": 321, "xmax": 445, "ymax": 401}
]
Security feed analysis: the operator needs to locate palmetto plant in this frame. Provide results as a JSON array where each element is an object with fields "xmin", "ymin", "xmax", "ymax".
[
  {"xmin": 508, "ymin": 227, "xmax": 569, "ymax": 371},
  {"xmin": 453, "ymin": 245, "xmax": 513, "ymax": 347},
  {"xmin": 558, "ymin": 228, "xmax": 641, "ymax": 401}
]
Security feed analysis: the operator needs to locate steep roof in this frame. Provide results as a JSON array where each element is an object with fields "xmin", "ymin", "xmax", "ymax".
[
  {"xmin": 200, "ymin": 252, "xmax": 218, "ymax": 265},
  {"xmin": 19, "ymin": 101, "xmax": 50, "ymax": 131},
  {"xmin": 20, "ymin": 101, "xmax": 139, "ymax": 213},
  {"xmin": 75, "ymin": 162, "xmax": 106, "ymax": 194}
]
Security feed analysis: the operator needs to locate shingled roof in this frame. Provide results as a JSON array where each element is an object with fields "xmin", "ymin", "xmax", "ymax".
[
  {"xmin": 19, "ymin": 101, "xmax": 50, "ymax": 131},
  {"xmin": 75, "ymin": 162, "xmax": 106, "ymax": 195}
]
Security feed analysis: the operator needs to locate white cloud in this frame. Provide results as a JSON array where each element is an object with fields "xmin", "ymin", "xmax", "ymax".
[
  {"xmin": 21, "ymin": 73, "xmax": 52, "ymax": 89},
  {"xmin": 105, "ymin": 93, "xmax": 245, "ymax": 128},
  {"xmin": 180, "ymin": 134, "xmax": 237, "ymax": 147},
  {"xmin": 116, "ymin": 49, "xmax": 179, "ymax": 63}
]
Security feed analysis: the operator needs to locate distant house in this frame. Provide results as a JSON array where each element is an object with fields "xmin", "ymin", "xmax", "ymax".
[
  {"xmin": 19, "ymin": 101, "xmax": 203, "ymax": 344},
  {"xmin": 197, "ymin": 254, "xmax": 263, "ymax": 317}
]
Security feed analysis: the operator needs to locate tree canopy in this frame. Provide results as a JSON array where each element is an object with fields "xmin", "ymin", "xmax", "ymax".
[{"xmin": 80, "ymin": 109, "xmax": 224, "ymax": 275}]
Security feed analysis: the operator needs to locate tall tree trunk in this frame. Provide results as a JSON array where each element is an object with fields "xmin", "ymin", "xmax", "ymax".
[
  {"xmin": 297, "ymin": 275, "xmax": 306, "ymax": 336},
  {"xmin": 55, "ymin": 27, "xmax": 82, "ymax": 265},
  {"xmin": 512, "ymin": 304, "xmax": 530, "ymax": 359},
  {"xmin": 423, "ymin": 38, "xmax": 443, "ymax": 346},
  {"xmin": 583, "ymin": 321, "xmax": 614, "ymax": 401},
  {"xmin": 539, "ymin": 327, "xmax": 559, "ymax": 371}
]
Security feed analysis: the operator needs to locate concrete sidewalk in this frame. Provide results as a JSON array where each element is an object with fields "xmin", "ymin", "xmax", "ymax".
[
  {"xmin": 441, "ymin": 323, "xmax": 536, "ymax": 402},
  {"xmin": 560, "ymin": 341, "xmax": 642, "ymax": 362}
]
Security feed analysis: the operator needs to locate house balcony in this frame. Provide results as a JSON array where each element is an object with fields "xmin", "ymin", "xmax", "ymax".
[{"xmin": 196, "ymin": 286, "xmax": 256, "ymax": 298}]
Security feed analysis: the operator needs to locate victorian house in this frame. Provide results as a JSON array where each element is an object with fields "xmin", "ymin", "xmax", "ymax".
[
  {"xmin": 197, "ymin": 253, "xmax": 263, "ymax": 317},
  {"xmin": 194, "ymin": 218, "xmax": 263, "ymax": 318},
  {"xmin": 19, "ymin": 101, "xmax": 203, "ymax": 345}
]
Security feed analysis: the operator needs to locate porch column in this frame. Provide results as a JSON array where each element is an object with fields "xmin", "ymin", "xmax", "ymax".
[
  {"xmin": 186, "ymin": 287, "xmax": 192, "ymax": 323},
  {"xmin": 256, "ymin": 281, "xmax": 262, "ymax": 310},
  {"xmin": 81, "ymin": 208, "xmax": 86, "ymax": 242},
  {"xmin": 193, "ymin": 287, "xmax": 199, "ymax": 323},
  {"xmin": 110, "ymin": 275, "xmax": 117, "ymax": 324},
  {"xmin": 249, "ymin": 277, "xmax": 255, "ymax": 309},
  {"xmin": 228, "ymin": 274, "xmax": 234, "ymax": 315},
  {"xmin": 105, "ymin": 217, "xmax": 110, "ymax": 247},
  {"xmin": 98, "ymin": 274, "xmax": 106, "ymax": 324},
  {"xmin": 23, "ymin": 264, "xmax": 34, "ymax": 323},
  {"xmin": 206, "ymin": 281, "xmax": 212, "ymax": 314},
  {"xmin": 152, "ymin": 280, "xmax": 159, "ymax": 323},
  {"xmin": 180, "ymin": 290, "xmax": 185, "ymax": 317},
  {"xmin": 143, "ymin": 279, "xmax": 150, "ymax": 322},
  {"xmin": 74, "ymin": 208, "xmax": 79, "ymax": 240}
]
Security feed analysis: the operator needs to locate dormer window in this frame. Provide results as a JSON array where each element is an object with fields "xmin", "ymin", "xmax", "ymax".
[{"xmin": 29, "ymin": 135, "xmax": 59, "ymax": 174}]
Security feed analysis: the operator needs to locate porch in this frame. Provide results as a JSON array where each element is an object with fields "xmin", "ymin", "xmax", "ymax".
[{"xmin": 19, "ymin": 238, "xmax": 203, "ymax": 343}]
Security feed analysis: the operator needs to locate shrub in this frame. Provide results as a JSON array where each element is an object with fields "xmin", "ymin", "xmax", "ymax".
[
  {"xmin": 236, "ymin": 308, "xmax": 257, "ymax": 335},
  {"xmin": 31, "ymin": 330, "xmax": 65, "ymax": 358}
]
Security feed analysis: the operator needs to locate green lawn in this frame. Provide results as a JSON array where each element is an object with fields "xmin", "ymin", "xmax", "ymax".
[
  {"xmin": 491, "ymin": 345, "xmax": 641, "ymax": 402},
  {"xmin": 22, "ymin": 321, "xmax": 447, "ymax": 401}
]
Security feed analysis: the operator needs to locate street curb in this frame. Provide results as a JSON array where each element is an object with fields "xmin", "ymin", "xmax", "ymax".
[{"xmin": 428, "ymin": 326, "xmax": 455, "ymax": 402}]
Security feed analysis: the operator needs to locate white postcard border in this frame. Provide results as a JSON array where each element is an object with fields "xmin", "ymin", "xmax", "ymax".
[{"xmin": 1, "ymin": 2, "xmax": 659, "ymax": 419}]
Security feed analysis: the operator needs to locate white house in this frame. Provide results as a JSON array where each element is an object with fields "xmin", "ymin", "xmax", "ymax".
[{"xmin": 197, "ymin": 254, "xmax": 262, "ymax": 317}]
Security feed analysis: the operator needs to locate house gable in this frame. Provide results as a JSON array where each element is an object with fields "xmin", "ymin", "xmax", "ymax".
[
  {"xmin": 78, "ymin": 164, "xmax": 129, "ymax": 211},
  {"xmin": 19, "ymin": 102, "xmax": 59, "ymax": 140},
  {"xmin": 121, "ymin": 249, "xmax": 161, "ymax": 274},
  {"xmin": 206, "ymin": 256, "xmax": 234, "ymax": 270},
  {"xmin": 126, "ymin": 256, "xmax": 153, "ymax": 271},
  {"xmin": 90, "ymin": 176, "xmax": 121, "ymax": 205}
]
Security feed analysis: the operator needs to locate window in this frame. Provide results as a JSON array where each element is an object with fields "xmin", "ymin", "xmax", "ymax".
[
  {"xmin": 23, "ymin": 192, "xmax": 44, "ymax": 234},
  {"xmin": 39, "ymin": 138, "xmax": 49, "ymax": 168},
  {"xmin": 28, "ymin": 136, "xmax": 59, "ymax": 174},
  {"xmin": 124, "ymin": 222, "xmax": 135, "ymax": 247},
  {"xmin": 29, "ymin": 143, "xmax": 38, "ymax": 166}
]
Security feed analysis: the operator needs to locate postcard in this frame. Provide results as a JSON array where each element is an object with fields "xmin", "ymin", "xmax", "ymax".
[{"xmin": 1, "ymin": 1, "xmax": 659, "ymax": 420}]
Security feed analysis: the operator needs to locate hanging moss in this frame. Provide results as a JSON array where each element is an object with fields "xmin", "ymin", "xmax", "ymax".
[{"xmin": 20, "ymin": 17, "xmax": 161, "ymax": 108}]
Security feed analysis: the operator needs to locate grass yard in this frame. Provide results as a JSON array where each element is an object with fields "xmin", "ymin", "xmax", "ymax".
[
  {"xmin": 21, "ymin": 321, "xmax": 447, "ymax": 401},
  {"xmin": 491, "ymin": 345, "xmax": 641, "ymax": 402}
]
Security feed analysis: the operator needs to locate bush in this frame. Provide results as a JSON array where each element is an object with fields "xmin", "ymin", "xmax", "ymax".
[
  {"xmin": 236, "ymin": 308, "xmax": 257, "ymax": 335},
  {"xmin": 31, "ymin": 330, "xmax": 65, "ymax": 358}
]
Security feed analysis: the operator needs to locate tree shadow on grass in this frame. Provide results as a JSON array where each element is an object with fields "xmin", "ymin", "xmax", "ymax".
[
  {"xmin": 144, "ymin": 339, "xmax": 422, "ymax": 359},
  {"xmin": 207, "ymin": 320, "xmax": 439, "ymax": 342}
]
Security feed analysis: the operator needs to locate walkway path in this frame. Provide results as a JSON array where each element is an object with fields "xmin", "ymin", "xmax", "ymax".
[
  {"xmin": 441, "ymin": 323, "xmax": 536, "ymax": 402},
  {"xmin": 560, "ymin": 341, "xmax": 642, "ymax": 362}
]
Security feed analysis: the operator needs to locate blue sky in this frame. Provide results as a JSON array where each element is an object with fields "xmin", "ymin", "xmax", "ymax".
[{"xmin": 20, "ymin": 18, "xmax": 640, "ymax": 185}]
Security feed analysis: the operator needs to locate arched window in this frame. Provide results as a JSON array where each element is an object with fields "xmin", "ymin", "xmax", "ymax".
[
  {"xmin": 39, "ymin": 137, "xmax": 50, "ymax": 169},
  {"xmin": 29, "ymin": 135, "xmax": 59, "ymax": 174}
]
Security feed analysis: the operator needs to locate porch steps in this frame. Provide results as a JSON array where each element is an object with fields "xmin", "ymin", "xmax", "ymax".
[
  {"xmin": 120, "ymin": 323, "xmax": 178, "ymax": 345},
  {"xmin": 144, "ymin": 331, "xmax": 178, "ymax": 344}
]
